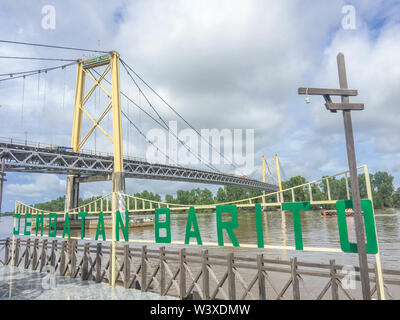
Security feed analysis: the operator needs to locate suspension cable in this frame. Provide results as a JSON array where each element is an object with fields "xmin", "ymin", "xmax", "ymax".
[
  {"xmin": 0, "ymin": 56, "xmax": 78, "ymax": 62},
  {"xmin": 120, "ymin": 58, "xmax": 244, "ymax": 174},
  {"xmin": 91, "ymin": 68, "xmax": 221, "ymax": 172},
  {"xmin": 121, "ymin": 109, "xmax": 179, "ymax": 166},
  {"xmin": 0, "ymin": 61, "xmax": 78, "ymax": 81},
  {"xmin": 0, "ymin": 39, "xmax": 108, "ymax": 53}
]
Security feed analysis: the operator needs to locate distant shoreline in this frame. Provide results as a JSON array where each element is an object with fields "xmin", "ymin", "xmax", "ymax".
[{"xmin": 0, "ymin": 213, "xmax": 14, "ymax": 217}]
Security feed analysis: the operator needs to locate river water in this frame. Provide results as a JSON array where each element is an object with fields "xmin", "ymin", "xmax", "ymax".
[{"xmin": 1, "ymin": 208, "xmax": 399, "ymax": 270}]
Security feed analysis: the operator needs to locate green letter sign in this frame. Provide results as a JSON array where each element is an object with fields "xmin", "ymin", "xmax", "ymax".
[
  {"xmin": 63, "ymin": 212, "xmax": 71, "ymax": 239},
  {"xmin": 35, "ymin": 213, "xmax": 44, "ymax": 237},
  {"xmin": 336, "ymin": 200, "xmax": 378, "ymax": 254},
  {"xmin": 254, "ymin": 204, "xmax": 264, "ymax": 248},
  {"xmin": 116, "ymin": 210, "xmax": 129, "ymax": 242},
  {"xmin": 95, "ymin": 211, "xmax": 106, "ymax": 241},
  {"xmin": 281, "ymin": 202, "xmax": 310, "ymax": 250},
  {"xmin": 216, "ymin": 205, "xmax": 239, "ymax": 247},
  {"xmin": 13, "ymin": 213, "xmax": 21, "ymax": 235},
  {"xmin": 78, "ymin": 212, "xmax": 88, "ymax": 239},
  {"xmin": 48, "ymin": 213, "xmax": 57, "ymax": 238},
  {"xmin": 155, "ymin": 208, "xmax": 171, "ymax": 243},
  {"xmin": 185, "ymin": 207, "xmax": 202, "ymax": 245},
  {"xmin": 24, "ymin": 213, "xmax": 32, "ymax": 236}
]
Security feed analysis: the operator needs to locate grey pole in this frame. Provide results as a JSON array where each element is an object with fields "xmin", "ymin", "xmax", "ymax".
[
  {"xmin": 337, "ymin": 53, "xmax": 371, "ymax": 300},
  {"xmin": 0, "ymin": 157, "xmax": 5, "ymax": 214}
]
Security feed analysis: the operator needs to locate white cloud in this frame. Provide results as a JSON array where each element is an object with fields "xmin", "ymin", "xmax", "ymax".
[
  {"xmin": 1, "ymin": 0, "xmax": 400, "ymax": 211},
  {"xmin": 5, "ymin": 175, "xmax": 65, "ymax": 198}
]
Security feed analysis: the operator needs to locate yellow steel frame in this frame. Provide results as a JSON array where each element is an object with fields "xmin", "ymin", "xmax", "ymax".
[
  {"xmin": 262, "ymin": 154, "xmax": 283, "ymax": 191},
  {"xmin": 71, "ymin": 51, "xmax": 123, "ymax": 173}
]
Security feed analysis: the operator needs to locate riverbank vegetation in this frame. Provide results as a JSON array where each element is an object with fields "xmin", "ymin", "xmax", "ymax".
[{"xmin": 25, "ymin": 171, "xmax": 400, "ymax": 212}]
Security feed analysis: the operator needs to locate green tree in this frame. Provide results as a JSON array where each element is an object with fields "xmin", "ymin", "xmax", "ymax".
[
  {"xmin": 371, "ymin": 172, "xmax": 394, "ymax": 208},
  {"xmin": 392, "ymin": 188, "xmax": 400, "ymax": 208}
]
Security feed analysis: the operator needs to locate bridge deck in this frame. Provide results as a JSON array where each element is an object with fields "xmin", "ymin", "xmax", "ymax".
[{"xmin": 0, "ymin": 142, "xmax": 277, "ymax": 192}]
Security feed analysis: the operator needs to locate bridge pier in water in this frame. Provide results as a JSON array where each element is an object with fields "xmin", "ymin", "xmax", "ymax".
[{"xmin": 65, "ymin": 175, "xmax": 80, "ymax": 220}]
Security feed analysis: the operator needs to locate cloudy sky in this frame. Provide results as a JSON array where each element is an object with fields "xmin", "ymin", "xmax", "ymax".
[{"xmin": 0, "ymin": 0, "xmax": 399, "ymax": 212}]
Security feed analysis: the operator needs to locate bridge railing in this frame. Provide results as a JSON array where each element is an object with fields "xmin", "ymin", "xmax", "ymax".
[
  {"xmin": 0, "ymin": 136, "xmax": 222, "ymax": 172},
  {"xmin": 13, "ymin": 164, "xmax": 373, "ymax": 216}
]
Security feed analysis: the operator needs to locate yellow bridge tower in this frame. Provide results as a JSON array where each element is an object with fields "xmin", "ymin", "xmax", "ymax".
[{"xmin": 65, "ymin": 51, "xmax": 125, "ymax": 215}]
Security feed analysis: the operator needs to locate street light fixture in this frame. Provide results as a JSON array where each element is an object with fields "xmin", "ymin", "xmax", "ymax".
[{"xmin": 298, "ymin": 53, "xmax": 371, "ymax": 300}]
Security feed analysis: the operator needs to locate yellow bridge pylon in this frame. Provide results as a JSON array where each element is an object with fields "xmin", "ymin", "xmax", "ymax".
[
  {"xmin": 67, "ymin": 51, "xmax": 125, "ymax": 287},
  {"xmin": 262, "ymin": 154, "xmax": 282, "ymax": 190}
]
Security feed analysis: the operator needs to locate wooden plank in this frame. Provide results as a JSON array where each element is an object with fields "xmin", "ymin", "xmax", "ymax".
[
  {"xmin": 179, "ymin": 248, "xmax": 186, "ymax": 299},
  {"xmin": 227, "ymin": 252, "xmax": 236, "ymax": 300},
  {"xmin": 124, "ymin": 245, "xmax": 130, "ymax": 288},
  {"xmin": 70, "ymin": 241, "xmax": 76, "ymax": 278},
  {"xmin": 141, "ymin": 245, "xmax": 147, "ymax": 293},
  {"xmin": 39, "ymin": 239, "xmax": 47, "ymax": 271},
  {"xmin": 32, "ymin": 238, "xmax": 38, "ymax": 270},
  {"xmin": 298, "ymin": 87, "xmax": 358, "ymax": 96},
  {"xmin": 4, "ymin": 237, "xmax": 9, "ymax": 265},
  {"xmin": 291, "ymin": 258, "xmax": 300, "ymax": 300},
  {"xmin": 202, "ymin": 250, "xmax": 210, "ymax": 300},
  {"xmin": 50, "ymin": 240, "xmax": 56, "ymax": 267},
  {"xmin": 330, "ymin": 260, "xmax": 339, "ymax": 300},
  {"xmin": 81, "ymin": 243, "xmax": 89, "ymax": 280},
  {"xmin": 24, "ymin": 238, "xmax": 30, "ymax": 269},
  {"xmin": 95, "ymin": 242, "xmax": 102, "ymax": 283},
  {"xmin": 160, "ymin": 246, "xmax": 166, "ymax": 295},
  {"xmin": 60, "ymin": 241, "xmax": 66, "ymax": 276},
  {"xmin": 257, "ymin": 254, "xmax": 266, "ymax": 300},
  {"xmin": 109, "ymin": 242, "xmax": 113, "ymax": 284},
  {"xmin": 325, "ymin": 102, "xmax": 364, "ymax": 111},
  {"xmin": 14, "ymin": 238, "xmax": 20, "ymax": 267}
]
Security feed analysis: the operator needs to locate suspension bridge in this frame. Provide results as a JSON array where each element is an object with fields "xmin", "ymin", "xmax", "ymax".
[
  {"xmin": 0, "ymin": 41, "xmax": 279, "ymax": 215},
  {"xmin": 0, "ymin": 41, "xmax": 395, "ymax": 301}
]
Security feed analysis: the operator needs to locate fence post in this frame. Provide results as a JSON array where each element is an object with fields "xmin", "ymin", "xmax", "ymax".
[
  {"xmin": 4, "ymin": 237, "xmax": 10, "ymax": 265},
  {"xmin": 257, "ymin": 254, "xmax": 266, "ymax": 300},
  {"xmin": 202, "ymin": 249, "xmax": 209, "ymax": 300},
  {"xmin": 291, "ymin": 258, "xmax": 300, "ymax": 300},
  {"xmin": 227, "ymin": 252, "xmax": 236, "ymax": 300},
  {"xmin": 24, "ymin": 238, "xmax": 31, "ymax": 269},
  {"xmin": 32, "ymin": 238, "xmax": 38, "ymax": 270},
  {"xmin": 160, "ymin": 246, "xmax": 166, "ymax": 295},
  {"xmin": 70, "ymin": 240, "xmax": 76, "ymax": 278},
  {"xmin": 141, "ymin": 245, "xmax": 147, "ymax": 292},
  {"xmin": 179, "ymin": 248, "xmax": 186, "ymax": 299},
  {"xmin": 39, "ymin": 239, "xmax": 47, "ymax": 271},
  {"xmin": 60, "ymin": 241, "xmax": 66, "ymax": 275},
  {"xmin": 96, "ymin": 242, "xmax": 102, "ymax": 283},
  {"xmin": 81, "ymin": 242, "xmax": 89, "ymax": 280},
  {"xmin": 375, "ymin": 263, "xmax": 383, "ymax": 300},
  {"xmin": 14, "ymin": 238, "xmax": 20, "ymax": 267},
  {"xmin": 50, "ymin": 240, "xmax": 57, "ymax": 267},
  {"xmin": 124, "ymin": 244, "xmax": 130, "ymax": 289},
  {"xmin": 109, "ymin": 242, "xmax": 113, "ymax": 284},
  {"xmin": 330, "ymin": 260, "xmax": 339, "ymax": 300}
]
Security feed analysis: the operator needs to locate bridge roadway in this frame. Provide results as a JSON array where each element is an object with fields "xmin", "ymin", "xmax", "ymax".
[{"xmin": 0, "ymin": 142, "xmax": 278, "ymax": 192}]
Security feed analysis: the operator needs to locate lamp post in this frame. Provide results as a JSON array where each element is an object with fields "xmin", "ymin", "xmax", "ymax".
[
  {"xmin": 24, "ymin": 131, "xmax": 28, "ymax": 146},
  {"xmin": 298, "ymin": 53, "xmax": 371, "ymax": 300}
]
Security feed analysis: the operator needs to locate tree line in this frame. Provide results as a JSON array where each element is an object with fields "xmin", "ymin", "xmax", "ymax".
[{"xmin": 27, "ymin": 171, "xmax": 400, "ymax": 212}]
